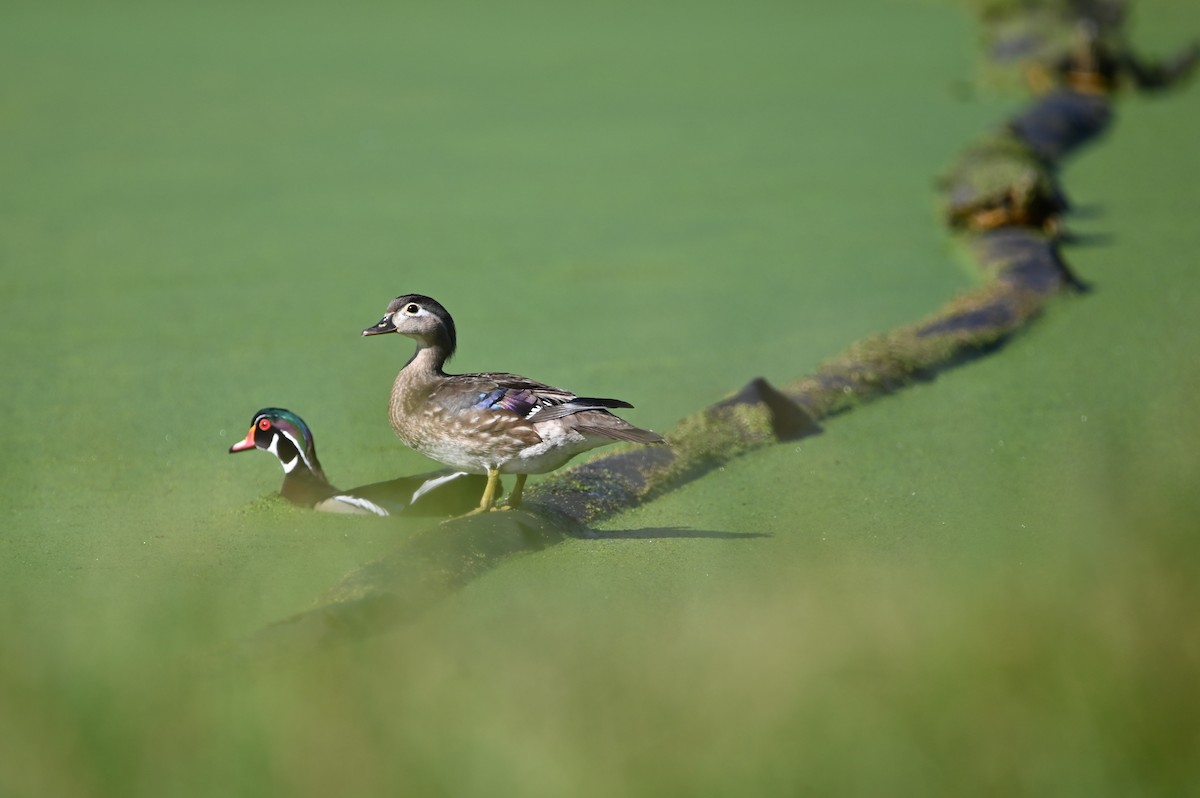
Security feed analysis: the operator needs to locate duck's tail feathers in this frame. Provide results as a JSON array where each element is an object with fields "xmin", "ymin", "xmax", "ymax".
[{"xmin": 573, "ymin": 397, "xmax": 634, "ymax": 409}]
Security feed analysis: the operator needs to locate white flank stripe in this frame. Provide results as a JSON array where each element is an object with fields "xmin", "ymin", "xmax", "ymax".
[
  {"xmin": 330, "ymin": 495, "xmax": 390, "ymax": 517},
  {"xmin": 411, "ymin": 471, "xmax": 467, "ymax": 504}
]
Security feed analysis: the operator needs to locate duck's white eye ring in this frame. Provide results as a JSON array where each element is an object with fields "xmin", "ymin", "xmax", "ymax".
[{"xmin": 404, "ymin": 303, "xmax": 420, "ymax": 315}]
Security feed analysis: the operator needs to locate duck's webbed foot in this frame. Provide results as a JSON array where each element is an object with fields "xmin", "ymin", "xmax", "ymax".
[{"xmin": 444, "ymin": 469, "xmax": 503, "ymax": 521}]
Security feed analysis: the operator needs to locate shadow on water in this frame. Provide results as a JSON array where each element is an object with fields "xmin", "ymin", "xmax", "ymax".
[
  {"xmin": 573, "ymin": 526, "xmax": 770, "ymax": 541},
  {"xmin": 225, "ymin": 509, "xmax": 759, "ymax": 663},
  {"xmin": 1063, "ymin": 202, "xmax": 1105, "ymax": 220},
  {"xmin": 1058, "ymin": 230, "xmax": 1115, "ymax": 247}
]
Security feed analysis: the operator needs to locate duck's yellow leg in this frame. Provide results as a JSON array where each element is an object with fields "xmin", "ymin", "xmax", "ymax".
[
  {"xmin": 460, "ymin": 468, "xmax": 502, "ymax": 516},
  {"xmin": 501, "ymin": 474, "xmax": 527, "ymax": 511}
]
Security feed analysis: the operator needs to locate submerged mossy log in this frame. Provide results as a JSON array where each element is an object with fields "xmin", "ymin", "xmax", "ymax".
[
  {"xmin": 782, "ymin": 229, "xmax": 1082, "ymax": 420},
  {"xmin": 967, "ymin": 0, "xmax": 1198, "ymax": 94},
  {"xmin": 938, "ymin": 129, "xmax": 1069, "ymax": 231},
  {"xmin": 1009, "ymin": 88, "xmax": 1113, "ymax": 163},
  {"xmin": 936, "ymin": 89, "xmax": 1111, "ymax": 234},
  {"xmin": 947, "ymin": 1, "xmax": 1197, "ymax": 228}
]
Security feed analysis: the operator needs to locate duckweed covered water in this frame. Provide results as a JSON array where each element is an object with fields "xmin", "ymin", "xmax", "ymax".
[{"xmin": 2, "ymin": 0, "xmax": 1199, "ymax": 795}]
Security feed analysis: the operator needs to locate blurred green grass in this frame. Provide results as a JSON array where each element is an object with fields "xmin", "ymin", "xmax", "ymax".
[{"xmin": 2, "ymin": 0, "xmax": 1200, "ymax": 794}]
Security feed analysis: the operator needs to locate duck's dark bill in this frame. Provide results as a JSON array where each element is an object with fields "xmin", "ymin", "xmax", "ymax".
[
  {"xmin": 228, "ymin": 428, "xmax": 257, "ymax": 453},
  {"xmin": 362, "ymin": 316, "xmax": 396, "ymax": 336}
]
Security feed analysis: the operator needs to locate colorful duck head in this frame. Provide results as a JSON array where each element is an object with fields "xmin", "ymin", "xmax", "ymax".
[{"xmin": 228, "ymin": 407, "xmax": 329, "ymax": 484}]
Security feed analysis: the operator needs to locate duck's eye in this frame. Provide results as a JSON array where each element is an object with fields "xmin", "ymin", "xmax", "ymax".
[
  {"xmin": 404, "ymin": 303, "xmax": 420, "ymax": 315},
  {"xmin": 258, "ymin": 419, "xmax": 271, "ymax": 431}
]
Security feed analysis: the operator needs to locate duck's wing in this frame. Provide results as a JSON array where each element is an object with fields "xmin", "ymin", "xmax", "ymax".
[{"xmin": 432, "ymin": 372, "xmax": 632, "ymax": 422}]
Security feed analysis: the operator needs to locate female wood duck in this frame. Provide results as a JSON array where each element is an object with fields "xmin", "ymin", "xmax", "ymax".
[
  {"xmin": 362, "ymin": 294, "xmax": 665, "ymax": 514},
  {"xmin": 228, "ymin": 407, "xmax": 491, "ymax": 516}
]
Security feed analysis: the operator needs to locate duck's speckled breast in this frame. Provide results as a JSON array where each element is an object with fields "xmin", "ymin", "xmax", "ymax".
[{"xmin": 387, "ymin": 370, "xmax": 541, "ymax": 472}]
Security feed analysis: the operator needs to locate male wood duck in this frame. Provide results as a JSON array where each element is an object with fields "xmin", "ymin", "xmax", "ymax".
[
  {"xmin": 228, "ymin": 407, "xmax": 491, "ymax": 516},
  {"xmin": 361, "ymin": 294, "xmax": 665, "ymax": 514}
]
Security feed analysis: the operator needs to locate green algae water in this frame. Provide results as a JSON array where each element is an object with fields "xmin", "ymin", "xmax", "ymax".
[{"xmin": 3, "ymin": 0, "xmax": 1200, "ymax": 794}]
